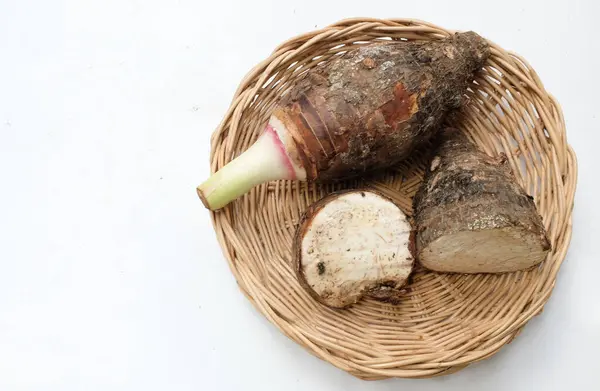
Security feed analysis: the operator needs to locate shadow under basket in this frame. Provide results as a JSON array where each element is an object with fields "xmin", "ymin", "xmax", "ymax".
[{"xmin": 205, "ymin": 18, "xmax": 577, "ymax": 379}]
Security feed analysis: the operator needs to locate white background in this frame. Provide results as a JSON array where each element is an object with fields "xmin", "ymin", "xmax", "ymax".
[{"xmin": 1, "ymin": 0, "xmax": 599, "ymax": 390}]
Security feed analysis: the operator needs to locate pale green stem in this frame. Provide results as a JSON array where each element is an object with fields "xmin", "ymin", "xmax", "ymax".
[{"xmin": 197, "ymin": 131, "xmax": 292, "ymax": 210}]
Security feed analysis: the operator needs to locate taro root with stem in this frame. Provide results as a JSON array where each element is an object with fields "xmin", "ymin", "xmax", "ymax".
[{"xmin": 197, "ymin": 32, "xmax": 490, "ymax": 210}]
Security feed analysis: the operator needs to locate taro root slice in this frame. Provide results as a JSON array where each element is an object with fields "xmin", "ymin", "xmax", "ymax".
[
  {"xmin": 413, "ymin": 128, "xmax": 551, "ymax": 273},
  {"xmin": 293, "ymin": 190, "xmax": 414, "ymax": 308}
]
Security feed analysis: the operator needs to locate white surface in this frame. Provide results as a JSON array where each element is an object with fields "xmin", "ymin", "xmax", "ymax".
[
  {"xmin": 0, "ymin": 0, "xmax": 598, "ymax": 390},
  {"xmin": 300, "ymin": 191, "xmax": 413, "ymax": 308}
]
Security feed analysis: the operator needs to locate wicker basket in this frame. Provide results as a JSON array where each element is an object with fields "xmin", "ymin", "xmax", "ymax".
[{"xmin": 206, "ymin": 18, "xmax": 577, "ymax": 379}]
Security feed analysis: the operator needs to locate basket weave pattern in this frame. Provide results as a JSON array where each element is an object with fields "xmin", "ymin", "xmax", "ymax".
[{"xmin": 207, "ymin": 18, "xmax": 577, "ymax": 379}]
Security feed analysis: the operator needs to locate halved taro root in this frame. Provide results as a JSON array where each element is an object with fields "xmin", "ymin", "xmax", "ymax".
[
  {"xmin": 413, "ymin": 128, "xmax": 551, "ymax": 273},
  {"xmin": 293, "ymin": 190, "xmax": 414, "ymax": 308}
]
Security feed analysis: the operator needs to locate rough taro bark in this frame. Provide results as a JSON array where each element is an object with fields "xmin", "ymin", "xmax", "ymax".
[
  {"xmin": 412, "ymin": 128, "xmax": 551, "ymax": 267},
  {"xmin": 275, "ymin": 32, "xmax": 489, "ymax": 181}
]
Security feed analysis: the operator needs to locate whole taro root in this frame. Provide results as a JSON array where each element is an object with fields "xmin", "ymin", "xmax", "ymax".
[{"xmin": 197, "ymin": 32, "xmax": 489, "ymax": 210}]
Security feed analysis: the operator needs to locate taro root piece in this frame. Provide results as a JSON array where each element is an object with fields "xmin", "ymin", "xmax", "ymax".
[
  {"xmin": 413, "ymin": 128, "xmax": 551, "ymax": 273},
  {"xmin": 293, "ymin": 190, "xmax": 414, "ymax": 308}
]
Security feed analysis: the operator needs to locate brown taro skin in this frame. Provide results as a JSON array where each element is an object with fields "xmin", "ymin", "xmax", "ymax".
[{"xmin": 274, "ymin": 32, "xmax": 490, "ymax": 181}]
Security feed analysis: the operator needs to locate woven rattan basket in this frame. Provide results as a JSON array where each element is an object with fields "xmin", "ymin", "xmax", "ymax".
[{"xmin": 206, "ymin": 18, "xmax": 577, "ymax": 379}]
